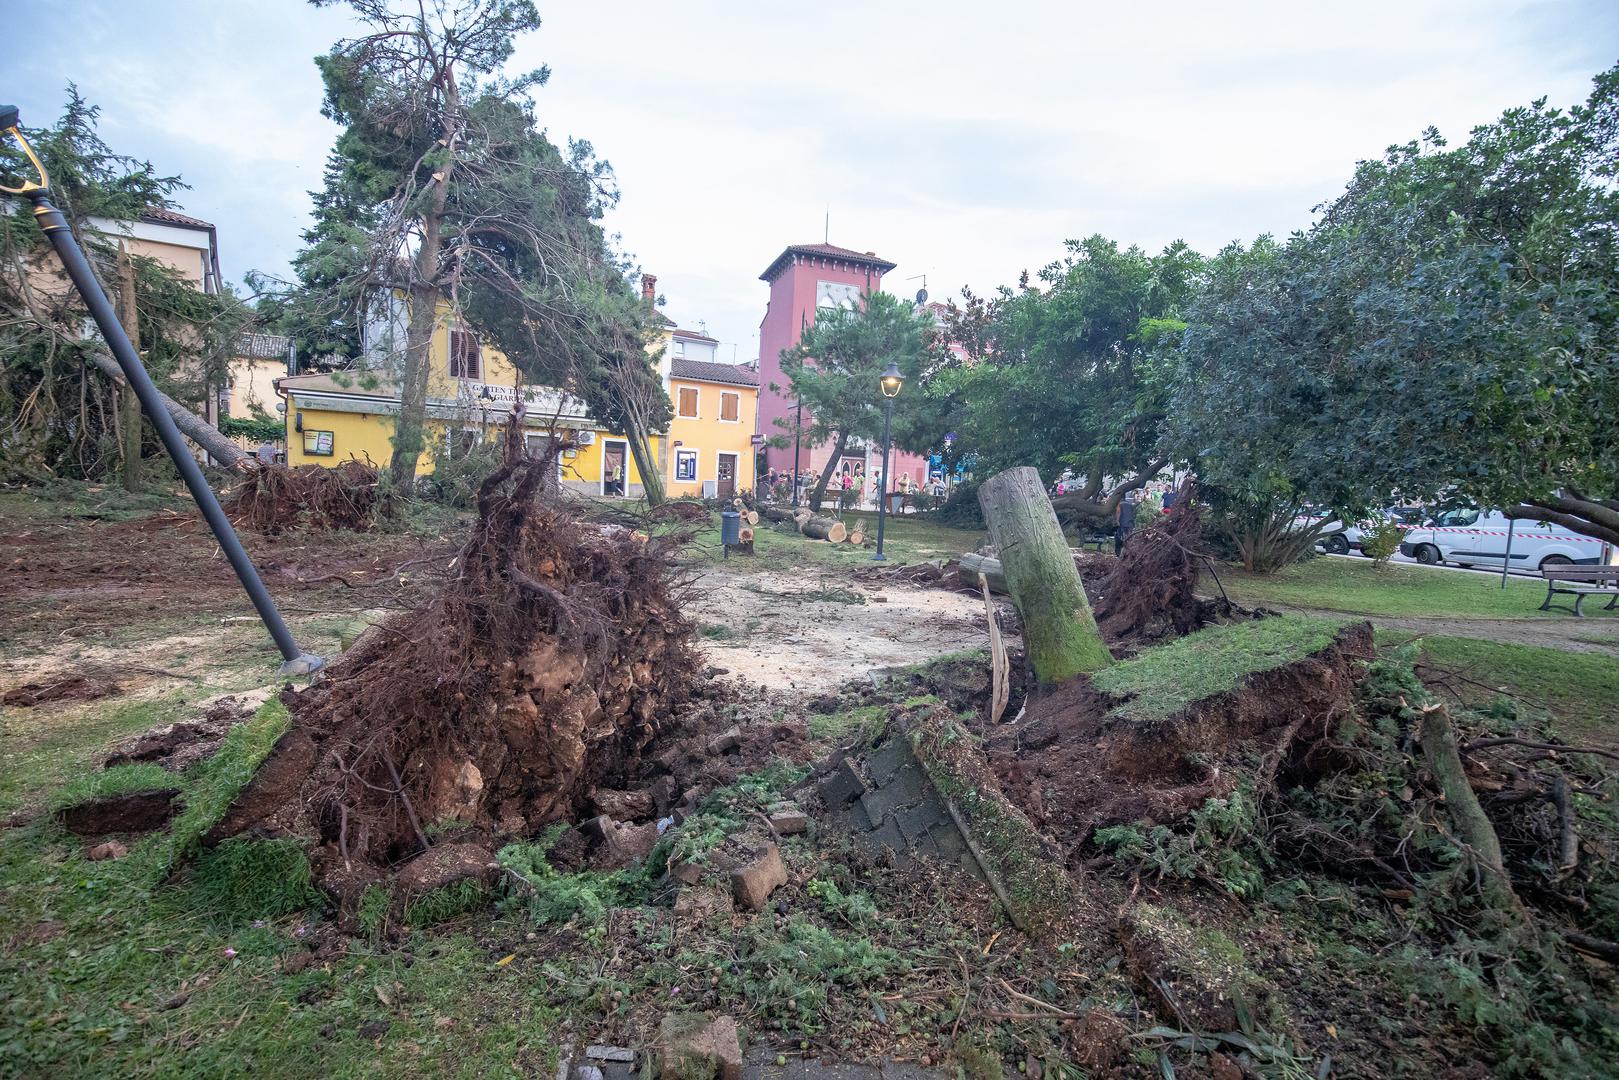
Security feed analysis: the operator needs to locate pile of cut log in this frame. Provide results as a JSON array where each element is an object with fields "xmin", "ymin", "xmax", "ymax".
[{"xmin": 758, "ymin": 505, "xmax": 866, "ymax": 547}]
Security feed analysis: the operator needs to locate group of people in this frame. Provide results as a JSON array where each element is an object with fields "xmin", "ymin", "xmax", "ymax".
[{"xmin": 764, "ymin": 464, "xmax": 919, "ymax": 512}]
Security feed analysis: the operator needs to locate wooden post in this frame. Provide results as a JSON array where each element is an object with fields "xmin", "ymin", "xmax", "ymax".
[
  {"xmin": 115, "ymin": 244, "xmax": 143, "ymax": 492},
  {"xmin": 977, "ymin": 467, "xmax": 1111, "ymax": 681}
]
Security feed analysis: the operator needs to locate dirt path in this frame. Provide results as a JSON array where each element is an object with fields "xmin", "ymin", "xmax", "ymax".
[
  {"xmin": 1260, "ymin": 602, "xmax": 1619, "ymax": 655},
  {"xmin": 684, "ymin": 566, "xmax": 1003, "ymax": 693}
]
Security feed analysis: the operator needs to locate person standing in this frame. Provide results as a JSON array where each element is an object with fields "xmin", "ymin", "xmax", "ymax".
[{"xmin": 1115, "ymin": 491, "xmax": 1138, "ymax": 555}]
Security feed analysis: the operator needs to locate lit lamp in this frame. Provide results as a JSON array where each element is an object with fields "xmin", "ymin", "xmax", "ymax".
[{"xmin": 872, "ymin": 360, "xmax": 904, "ymax": 562}]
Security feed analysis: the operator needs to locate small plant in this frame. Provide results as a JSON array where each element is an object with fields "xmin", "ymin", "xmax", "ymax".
[
  {"xmin": 1359, "ymin": 514, "xmax": 1404, "ymax": 565},
  {"xmin": 405, "ymin": 878, "xmax": 489, "ymax": 927},
  {"xmin": 697, "ymin": 623, "xmax": 737, "ymax": 641},
  {"xmin": 357, "ymin": 884, "xmax": 392, "ymax": 943}
]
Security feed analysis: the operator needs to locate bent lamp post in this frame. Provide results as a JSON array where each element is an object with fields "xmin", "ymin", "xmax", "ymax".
[
  {"xmin": 872, "ymin": 360, "xmax": 904, "ymax": 562},
  {"xmin": 2, "ymin": 107, "xmax": 323, "ymax": 677}
]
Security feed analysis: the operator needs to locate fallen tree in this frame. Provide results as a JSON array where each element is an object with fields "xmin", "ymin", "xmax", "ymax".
[{"xmin": 206, "ymin": 419, "xmax": 698, "ymax": 891}]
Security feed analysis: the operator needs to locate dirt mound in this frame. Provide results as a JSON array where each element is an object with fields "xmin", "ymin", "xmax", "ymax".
[
  {"xmin": 227, "ymin": 460, "xmax": 379, "ymax": 534},
  {"xmin": 1091, "ymin": 483, "xmax": 1244, "ymax": 644},
  {"xmin": 105, "ymin": 693, "xmax": 263, "ymax": 772},
  {"xmin": 207, "ymin": 421, "xmax": 699, "ymax": 881},
  {"xmin": 2, "ymin": 671, "xmax": 119, "ymax": 707},
  {"xmin": 987, "ymin": 621, "xmax": 1374, "ymax": 852},
  {"xmin": 58, "ymin": 788, "xmax": 181, "ymax": 836}
]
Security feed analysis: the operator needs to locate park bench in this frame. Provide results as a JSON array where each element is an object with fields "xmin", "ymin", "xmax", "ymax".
[{"xmin": 1539, "ymin": 565, "xmax": 1619, "ymax": 616}]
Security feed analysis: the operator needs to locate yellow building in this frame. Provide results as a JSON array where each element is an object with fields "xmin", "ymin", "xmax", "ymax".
[{"xmin": 277, "ymin": 289, "xmax": 758, "ymax": 499}]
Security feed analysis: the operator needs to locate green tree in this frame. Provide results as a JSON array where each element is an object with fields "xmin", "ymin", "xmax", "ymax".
[
  {"xmin": 776, "ymin": 290, "xmax": 942, "ymax": 512},
  {"xmin": 1174, "ymin": 65, "xmax": 1619, "ymax": 557},
  {"xmin": 297, "ymin": 0, "xmax": 665, "ymax": 496},
  {"xmin": 934, "ymin": 236, "xmax": 1203, "ymax": 526},
  {"xmin": 0, "ymin": 88, "xmax": 250, "ymax": 481}
]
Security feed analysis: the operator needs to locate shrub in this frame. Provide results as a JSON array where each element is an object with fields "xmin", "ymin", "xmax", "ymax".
[{"xmin": 1360, "ymin": 514, "xmax": 1404, "ymax": 565}]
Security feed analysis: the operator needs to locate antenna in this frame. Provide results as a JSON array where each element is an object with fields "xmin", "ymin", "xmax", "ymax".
[{"xmin": 905, "ymin": 273, "xmax": 929, "ymax": 306}]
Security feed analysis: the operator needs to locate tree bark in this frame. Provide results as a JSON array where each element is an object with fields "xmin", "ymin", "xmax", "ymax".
[
  {"xmin": 958, "ymin": 552, "xmax": 1008, "ymax": 594},
  {"xmin": 800, "ymin": 515, "xmax": 847, "ymax": 542},
  {"xmin": 808, "ymin": 430, "xmax": 847, "ymax": 512},
  {"xmin": 761, "ymin": 506, "xmax": 799, "ymax": 524},
  {"xmin": 388, "ymin": 75, "xmax": 462, "ymax": 491},
  {"xmin": 82, "ymin": 346, "xmax": 247, "ymax": 468},
  {"xmin": 114, "ymin": 244, "xmax": 143, "ymax": 492},
  {"xmin": 1509, "ymin": 498, "xmax": 1619, "ymax": 548},
  {"xmin": 978, "ymin": 466, "xmax": 1111, "ymax": 681},
  {"xmin": 622, "ymin": 413, "xmax": 665, "ymax": 506},
  {"xmin": 1418, "ymin": 703, "xmax": 1522, "ymax": 914}
]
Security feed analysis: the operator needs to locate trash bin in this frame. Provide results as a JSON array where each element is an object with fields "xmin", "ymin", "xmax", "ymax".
[
  {"xmin": 888, "ymin": 492, "xmax": 904, "ymax": 514},
  {"xmin": 720, "ymin": 510, "xmax": 741, "ymax": 546}
]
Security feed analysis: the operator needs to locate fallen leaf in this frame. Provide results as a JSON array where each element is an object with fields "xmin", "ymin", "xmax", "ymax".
[
  {"xmin": 1326, "ymin": 1023, "xmax": 1338, "ymax": 1039},
  {"xmin": 375, "ymin": 984, "xmax": 393, "ymax": 1006},
  {"xmin": 495, "ymin": 954, "xmax": 515, "ymax": 967}
]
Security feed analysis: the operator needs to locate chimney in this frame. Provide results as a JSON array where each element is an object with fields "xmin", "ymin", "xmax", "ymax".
[{"xmin": 642, "ymin": 273, "xmax": 657, "ymax": 306}]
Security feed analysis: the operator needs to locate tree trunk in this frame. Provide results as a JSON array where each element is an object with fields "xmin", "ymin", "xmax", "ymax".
[
  {"xmin": 762, "ymin": 506, "xmax": 799, "ymax": 524},
  {"xmin": 958, "ymin": 552, "xmax": 1008, "ymax": 594},
  {"xmin": 388, "ymin": 77, "xmax": 461, "ymax": 491},
  {"xmin": 809, "ymin": 431, "xmax": 847, "ymax": 512},
  {"xmin": 114, "ymin": 244, "xmax": 143, "ymax": 492},
  {"xmin": 622, "ymin": 414, "xmax": 665, "ymax": 506},
  {"xmin": 801, "ymin": 515, "xmax": 847, "ymax": 542},
  {"xmin": 81, "ymin": 346, "xmax": 247, "ymax": 468},
  {"xmin": 978, "ymin": 466, "xmax": 1111, "ymax": 682},
  {"xmin": 1418, "ymin": 703, "xmax": 1522, "ymax": 915}
]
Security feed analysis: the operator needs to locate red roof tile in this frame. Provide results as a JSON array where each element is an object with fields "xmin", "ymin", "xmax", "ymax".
[
  {"xmin": 140, "ymin": 206, "xmax": 214, "ymax": 230},
  {"xmin": 759, "ymin": 243, "xmax": 896, "ymax": 282}
]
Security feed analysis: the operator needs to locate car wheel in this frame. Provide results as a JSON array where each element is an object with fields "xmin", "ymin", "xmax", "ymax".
[
  {"xmin": 1415, "ymin": 544, "xmax": 1441, "ymax": 565},
  {"xmin": 1324, "ymin": 534, "xmax": 1349, "ymax": 555},
  {"xmin": 1541, "ymin": 554, "xmax": 1573, "ymax": 569}
]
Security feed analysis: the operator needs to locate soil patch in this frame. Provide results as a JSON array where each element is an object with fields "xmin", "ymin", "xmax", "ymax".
[
  {"xmin": 2, "ymin": 672, "xmax": 119, "ymax": 707},
  {"xmin": 104, "ymin": 691, "xmax": 268, "ymax": 773},
  {"xmin": 982, "ymin": 622, "xmax": 1374, "ymax": 854},
  {"xmin": 57, "ymin": 787, "xmax": 181, "ymax": 836}
]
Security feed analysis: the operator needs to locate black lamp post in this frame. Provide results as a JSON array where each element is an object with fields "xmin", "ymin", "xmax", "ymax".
[
  {"xmin": 872, "ymin": 360, "xmax": 904, "ymax": 562},
  {"xmin": 1, "ymin": 107, "xmax": 322, "ymax": 676},
  {"xmin": 790, "ymin": 397, "xmax": 803, "ymax": 508}
]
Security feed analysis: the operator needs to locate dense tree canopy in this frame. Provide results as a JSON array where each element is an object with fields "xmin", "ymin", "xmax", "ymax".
[
  {"xmin": 934, "ymin": 236, "xmax": 1203, "ymax": 524},
  {"xmin": 1172, "ymin": 65, "xmax": 1619, "ymax": 549},
  {"xmin": 776, "ymin": 290, "xmax": 943, "ymax": 511}
]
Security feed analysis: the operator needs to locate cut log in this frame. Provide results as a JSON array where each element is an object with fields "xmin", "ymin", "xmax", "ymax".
[
  {"xmin": 744, "ymin": 510, "xmax": 759, "ymax": 526},
  {"xmin": 958, "ymin": 552, "xmax": 1008, "ymax": 594},
  {"xmin": 977, "ymin": 466, "xmax": 1111, "ymax": 681},
  {"xmin": 761, "ymin": 506, "xmax": 798, "ymax": 524},
  {"xmin": 800, "ymin": 516, "xmax": 847, "ymax": 543},
  {"xmin": 847, "ymin": 525, "xmax": 865, "ymax": 545},
  {"xmin": 737, "ymin": 526, "xmax": 754, "ymax": 543}
]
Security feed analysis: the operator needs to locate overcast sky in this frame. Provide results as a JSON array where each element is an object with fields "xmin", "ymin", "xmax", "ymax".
[{"xmin": 10, "ymin": 1, "xmax": 1616, "ymax": 360}]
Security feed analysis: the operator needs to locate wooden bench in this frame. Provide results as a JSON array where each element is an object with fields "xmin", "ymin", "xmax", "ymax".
[{"xmin": 1539, "ymin": 566, "xmax": 1619, "ymax": 616}]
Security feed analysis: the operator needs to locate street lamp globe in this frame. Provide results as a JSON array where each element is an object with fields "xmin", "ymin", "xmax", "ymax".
[{"xmin": 879, "ymin": 361, "xmax": 904, "ymax": 398}]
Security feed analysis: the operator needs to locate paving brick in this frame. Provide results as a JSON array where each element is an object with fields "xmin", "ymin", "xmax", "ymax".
[
  {"xmin": 817, "ymin": 760, "xmax": 866, "ymax": 808},
  {"xmin": 863, "ymin": 739, "xmax": 916, "ymax": 786},
  {"xmin": 893, "ymin": 801, "xmax": 949, "ymax": 844}
]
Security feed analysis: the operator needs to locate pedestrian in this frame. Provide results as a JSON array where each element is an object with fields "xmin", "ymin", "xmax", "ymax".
[
  {"xmin": 256, "ymin": 440, "xmax": 275, "ymax": 465},
  {"xmin": 1115, "ymin": 492, "xmax": 1138, "ymax": 555}
]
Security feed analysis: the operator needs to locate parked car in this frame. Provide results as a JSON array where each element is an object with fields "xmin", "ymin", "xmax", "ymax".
[
  {"xmin": 1399, "ymin": 508, "xmax": 1608, "ymax": 570},
  {"xmin": 1318, "ymin": 507, "xmax": 1426, "ymax": 555}
]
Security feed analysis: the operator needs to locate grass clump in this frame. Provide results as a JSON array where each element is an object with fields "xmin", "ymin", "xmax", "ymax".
[
  {"xmin": 190, "ymin": 837, "xmax": 324, "ymax": 921},
  {"xmin": 156, "ymin": 697, "xmax": 292, "ymax": 873},
  {"xmin": 406, "ymin": 878, "xmax": 489, "ymax": 928},
  {"xmin": 48, "ymin": 761, "xmax": 177, "ymax": 812},
  {"xmin": 498, "ymin": 825, "xmax": 665, "ymax": 927},
  {"xmin": 1093, "ymin": 615, "xmax": 1348, "ymax": 722},
  {"xmin": 808, "ymin": 704, "xmax": 888, "ymax": 745}
]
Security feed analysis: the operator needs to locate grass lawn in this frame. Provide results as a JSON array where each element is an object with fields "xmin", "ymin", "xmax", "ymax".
[
  {"xmin": 1374, "ymin": 629, "xmax": 1619, "ymax": 746},
  {"xmin": 1207, "ymin": 556, "xmax": 1618, "ymax": 621},
  {"xmin": 688, "ymin": 509, "xmax": 984, "ymax": 572}
]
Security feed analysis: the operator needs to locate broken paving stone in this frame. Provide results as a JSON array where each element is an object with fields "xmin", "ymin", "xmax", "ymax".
[
  {"xmin": 585, "ymin": 1046, "xmax": 636, "ymax": 1063},
  {"xmin": 674, "ymin": 886, "xmax": 734, "ymax": 921},
  {"xmin": 730, "ymin": 843, "xmax": 788, "ymax": 911},
  {"xmin": 573, "ymin": 1065, "xmax": 605, "ymax": 1080},
  {"xmin": 706, "ymin": 726, "xmax": 742, "ymax": 756},
  {"xmin": 591, "ymin": 819, "xmax": 660, "ymax": 871},
  {"xmin": 395, "ymin": 842, "xmax": 498, "ymax": 896},
  {"xmin": 670, "ymin": 860, "xmax": 704, "ymax": 886},
  {"xmin": 86, "ymin": 840, "xmax": 128, "ymax": 861},
  {"xmin": 658, "ymin": 1012, "xmax": 742, "ymax": 1080},
  {"xmin": 592, "ymin": 788, "xmax": 655, "ymax": 821},
  {"xmin": 817, "ymin": 759, "xmax": 867, "ymax": 808},
  {"xmin": 767, "ymin": 810, "xmax": 808, "ymax": 835}
]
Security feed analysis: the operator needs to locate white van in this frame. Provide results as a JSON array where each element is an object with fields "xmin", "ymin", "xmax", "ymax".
[{"xmin": 1399, "ymin": 509, "xmax": 1609, "ymax": 570}]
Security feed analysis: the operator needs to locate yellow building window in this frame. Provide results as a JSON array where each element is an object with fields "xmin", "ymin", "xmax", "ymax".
[
  {"xmin": 720, "ymin": 392, "xmax": 739, "ymax": 422},
  {"xmin": 449, "ymin": 328, "xmax": 482, "ymax": 380},
  {"xmin": 677, "ymin": 386, "xmax": 699, "ymax": 418}
]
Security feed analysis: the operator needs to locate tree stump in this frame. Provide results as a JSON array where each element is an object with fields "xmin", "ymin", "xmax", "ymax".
[{"xmin": 977, "ymin": 467, "xmax": 1111, "ymax": 681}]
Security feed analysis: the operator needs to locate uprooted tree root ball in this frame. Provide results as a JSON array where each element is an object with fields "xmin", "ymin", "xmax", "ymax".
[
  {"xmin": 207, "ymin": 423, "xmax": 699, "ymax": 896},
  {"xmin": 227, "ymin": 459, "xmax": 380, "ymax": 533}
]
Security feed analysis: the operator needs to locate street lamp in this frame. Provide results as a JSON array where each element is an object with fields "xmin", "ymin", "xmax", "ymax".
[
  {"xmin": 791, "ymin": 398, "xmax": 804, "ymax": 508},
  {"xmin": 872, "ymin": 360, "xmax": 904, "ymax": 562}
]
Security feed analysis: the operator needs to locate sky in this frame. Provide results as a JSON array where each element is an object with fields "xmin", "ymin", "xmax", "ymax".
[{"xmin": 10, "ymin": 1, "xmax": 1617, "ymax": 362}]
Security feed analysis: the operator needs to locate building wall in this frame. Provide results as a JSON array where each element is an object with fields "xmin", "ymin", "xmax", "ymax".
[
  {"xmin": 227, "ymin": 357, "xmax": 285, "ymax": 419},
  {"xmin": 756, "ymin": 253, "xmax": 888, "ymax": 476},
  {"xmin": 666, "ymin": 379, "xmax": 757, "ymax": 498}
]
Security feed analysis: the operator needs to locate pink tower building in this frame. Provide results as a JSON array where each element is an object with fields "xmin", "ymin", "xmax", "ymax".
[{"xmin": 755, "ymin": 243, "xmax": 930, "ymax": 493}]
